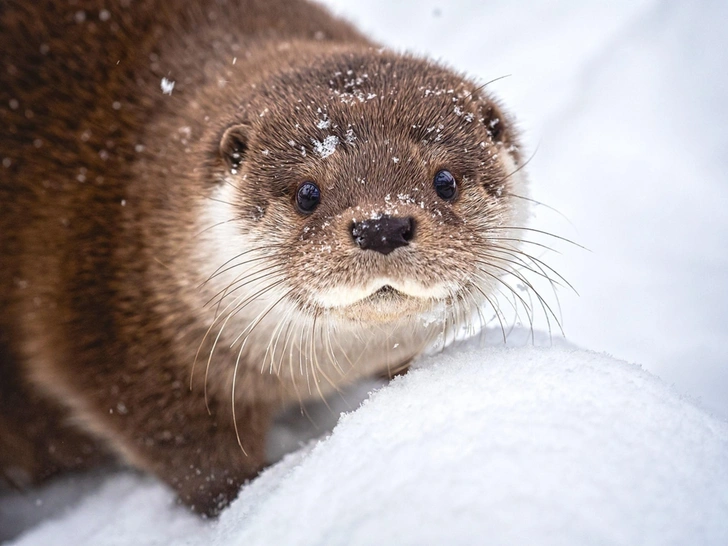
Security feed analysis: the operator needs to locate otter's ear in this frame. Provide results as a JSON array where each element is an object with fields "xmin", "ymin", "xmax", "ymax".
[
  {"xmin": 219, "ymin": 124, "xmax": 249, "ymax": 170},
  {"xmin": 479, "ymin": 101, "xmax": 507, "ymax": 144}
]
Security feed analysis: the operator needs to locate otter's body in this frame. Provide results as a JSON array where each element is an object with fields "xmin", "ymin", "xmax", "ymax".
[{"xmin": 1, "ymin": 0, "xmax": 528, "ymax": 515}]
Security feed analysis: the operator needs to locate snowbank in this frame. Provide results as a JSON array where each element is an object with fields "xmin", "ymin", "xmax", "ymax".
[{"xmin": 5, "ymin": 341, "xmax": 727, "ymax": 545}]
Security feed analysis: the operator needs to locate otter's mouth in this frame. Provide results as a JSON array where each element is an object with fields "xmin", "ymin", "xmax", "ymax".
[
  {"xmin": 309, "ymin": 278, "xmax": 452, "ymax": 322},
  {"xmin": 366, "ymin": 284, "xmax": 404, "ymax": 301},
  {"xmin": 329, "ymin": 283, "xmax": 433, "ymax": 323}
]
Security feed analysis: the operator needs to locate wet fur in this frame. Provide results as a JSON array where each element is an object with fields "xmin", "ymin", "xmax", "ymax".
[{"xmin": 0, "ymin": 0, "xmax": 532, "ymax": 515}]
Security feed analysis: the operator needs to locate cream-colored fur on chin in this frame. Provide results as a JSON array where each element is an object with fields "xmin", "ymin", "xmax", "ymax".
[{"xmin": 313, "ymin": 277, "xmax": 452, "ymax": 308}]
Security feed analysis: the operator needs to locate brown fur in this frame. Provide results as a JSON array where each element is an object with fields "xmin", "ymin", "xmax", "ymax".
[{"xmin": 0, "ymin": 0, "xmax": 527, "ymax": 516}]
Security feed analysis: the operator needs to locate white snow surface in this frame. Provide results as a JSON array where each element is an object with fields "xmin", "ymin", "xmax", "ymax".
[
  {"xmin": 3, "ymin": 338, "xmax": 727, "ymax": 545},
  {"xmin": 4, "ymin": 1, "xmax": 728, "ymax": 543}
]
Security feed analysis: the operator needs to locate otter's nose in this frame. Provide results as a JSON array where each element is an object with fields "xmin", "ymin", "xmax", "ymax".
[{"xmin": 351, "ymin": 215, "xmax": 414, "ymax": 255}]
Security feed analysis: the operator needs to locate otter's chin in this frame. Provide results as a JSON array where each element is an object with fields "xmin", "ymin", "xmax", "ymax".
[{"xmin": 330, "ymin": 286, "xmax": 433, "ymax": 323}]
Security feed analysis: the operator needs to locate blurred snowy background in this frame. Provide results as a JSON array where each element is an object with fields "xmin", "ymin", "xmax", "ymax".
[
  {"xmin": 320, "ymin": 0, "xmax": 728, "ymax": 418},
  {"xmin": 2, "ymin": 1, "xmax": 727, "ymax": 543}
]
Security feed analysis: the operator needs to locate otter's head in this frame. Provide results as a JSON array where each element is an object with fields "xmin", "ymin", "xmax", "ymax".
[{"xmin": 205, "ymin": 51, "xmax": 529, "ymax": 346}]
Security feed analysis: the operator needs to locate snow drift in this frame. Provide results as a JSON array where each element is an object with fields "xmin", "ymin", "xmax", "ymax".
[{"xmin": 4, "ymin": 340, "xmax": 727, "ymax": 545}]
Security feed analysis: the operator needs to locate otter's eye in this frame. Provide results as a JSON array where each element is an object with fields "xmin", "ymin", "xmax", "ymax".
[
  {"xmin": 296, "ymin": 181, "xmax": 321, "ymax": 214},
  {"xmin": 433, "ymin": 170, "xmax": 457, "ymax": 201}
]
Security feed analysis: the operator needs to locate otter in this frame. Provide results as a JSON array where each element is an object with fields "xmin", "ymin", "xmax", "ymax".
[{"xmin": 0, "ymin": 0, "xmax": 529, "ymax": 516}]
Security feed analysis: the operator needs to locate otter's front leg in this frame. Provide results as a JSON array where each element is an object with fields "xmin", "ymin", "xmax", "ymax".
[
  {"xmin": 141, "ymin": 400, "xmax": 273, "ymax": 517},
  {"xmin": 87, "ymin": 375, "xmax": 273, "ymax": 517}
]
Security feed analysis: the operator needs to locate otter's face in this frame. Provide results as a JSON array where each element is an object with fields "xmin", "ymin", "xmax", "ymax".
[{"xmin": 211, "ymin": 53, "xmax": 528, "ymax": 328}]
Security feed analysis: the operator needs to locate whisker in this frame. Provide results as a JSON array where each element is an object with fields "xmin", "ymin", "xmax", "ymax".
[
  {"xmin": 309, "ymin": 312, "xmax": 339, "ymax": 408},
  {"xmin": 263, "ymin": 305, "xmax": 292, "ymax": 375},
  {"xmin": 474, "ymin": 253, "xmax": 566, "ymax": 291},
  {"xmin": 484, "ymin": 237, "xmax": 561, "ymax": 255},
  {"xmin": 230, "ymin": 289, "xmax": 294, "ymax": 454},
  {"xmin": 486, "ymin": 226, "xmax": 587, "ymax": 250},
  {"xmin": 327, "ymin": 317, "xmax": 357, "ymax": 374},
  {"xmin": 483, "ymin": 260, "xmax": 563, "ymax": 337},
  {"xmin": 299, "ymin": 315, "xmax": 311, "ymax": 395},
  {"xmin": 467, "ymin": 282, "xmax": 507, "ymax": 344},
  {"xmin": 203, "ymin": 252, "xmax": 285, "ymax": 288},
  {"xmin": 485, "ymin": 245, "xmax": 571, "ymax": 322},
  {"xmin": 324, "ymin": 313, "xmax": 346, "ymax": 376},
  {"xmin": 502, "ymin": 192, "xmax": 575, "ymax": 227},
  {"xmin": 201, "ymin": 243, "xmax": 286, "ymax": 286},
  {"xmin": 497, "ymin": 143, "xmax": 539, "ymax": 185},
  {"xmin": 192, "ymin": 273, "xmax": 283, "ymax": 393},
  {"xmin": 205, "ymin": 264, "xmax": 286, "ymax": 309},
  {"xmin": 472, "ymin": 267, "xmax": 536, "ymax": 339},
  {"xmin": 286, "ymin": 319, "xmax": 306, "ymax": 415},
  {"xmin": 193, "ymin": 217, "xmax": 238, "ymax": 239},
  {"xmin": 466, "ymin": 74, "xmax": 512, "ymax": 100},
  {"xmin": 202, "ymin": 279, "xmax": 287, "ymax": 411},
  {"xmin": 478, "ymin": 249, "xmax": 565, "ymax": 326},
  {"xmin": 227, "ymin": 281, "xmax": 290, "ymax": 348},
  {"xmin": 203, "ymin": 195, "xmax": 240, "ymax": 208},
  {"xmin": 486, "ymin": 243, "xmax": 578, "ymax": 295}
]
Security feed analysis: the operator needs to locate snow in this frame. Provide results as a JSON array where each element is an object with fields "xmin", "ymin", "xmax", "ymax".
[
  {"xmin": 311, "ymin": 135, "xmax": 339, "ymax": 159},
  {"xmin": 222, "ymin": 343, "xmax": 728, "ymax": 546},
  {"xmin": 3, "ymin": 336, "xmax": 727, "ymax": 545},
  {"xmin": 160, "ymin": 77, "xmax": 175, "ymax": 95},
  {"xmin": 3, "ymin": 1, "xmax": 728, "ymax": 543}
]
